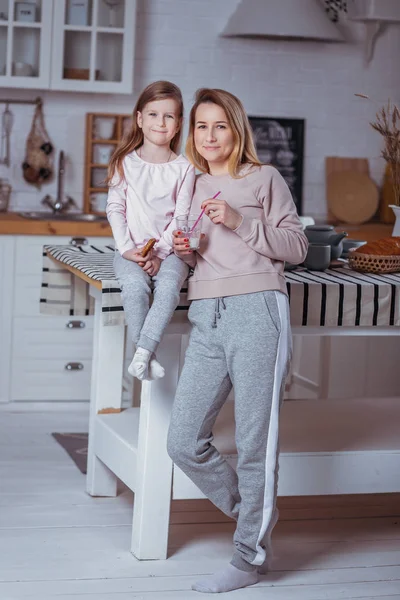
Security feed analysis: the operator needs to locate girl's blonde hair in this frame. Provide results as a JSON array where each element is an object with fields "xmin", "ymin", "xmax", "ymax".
[
  {"xmin": 106, "ymin": 80, "xmax": 184, "ymax": 186},
  {"xmin": 185, "ymin": 88, "xmax": 262, "ymax": 177}
]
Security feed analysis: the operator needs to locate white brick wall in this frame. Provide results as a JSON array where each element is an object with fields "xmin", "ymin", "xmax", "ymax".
[{"xmin": 1, "ymin": 0, "xmax": 399, "ymax": 217}]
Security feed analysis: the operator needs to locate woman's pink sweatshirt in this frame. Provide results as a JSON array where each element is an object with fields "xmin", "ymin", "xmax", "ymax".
[
  {"xmin": 187, "ymin": 165, "xmax": 308, "ymax": 300},
  {"xmin": 106, "ymin": 151, "xmax": 195, "ymax": 259}
]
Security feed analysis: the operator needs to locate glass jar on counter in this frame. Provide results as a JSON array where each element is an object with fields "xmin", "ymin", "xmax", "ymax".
[{"xmin": 0, "ymin": 178, "xmax": 12, "ymax": 211}]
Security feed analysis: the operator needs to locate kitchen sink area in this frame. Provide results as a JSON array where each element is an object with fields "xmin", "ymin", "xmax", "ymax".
[
  {"xmin": 18, "ymin": 211, "xmax": 107, "ymax": 222},
  {"xmin": 15, "ymin": 150, "xmax": 108, "ymax": 224}
]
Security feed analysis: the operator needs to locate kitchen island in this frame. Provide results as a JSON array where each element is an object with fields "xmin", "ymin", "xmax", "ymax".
[{"xmin": 43, "ymin": 243, "xmax": 400, "ymax": 561}]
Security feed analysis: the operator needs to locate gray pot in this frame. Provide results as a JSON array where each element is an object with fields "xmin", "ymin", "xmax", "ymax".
[
  {"xmin": 305, "ymin": 225, "xmax": 348, "ymax": 260},
  {"xmin": 341, "ymin": 239, "xmax": 367, "ymax": 258}
]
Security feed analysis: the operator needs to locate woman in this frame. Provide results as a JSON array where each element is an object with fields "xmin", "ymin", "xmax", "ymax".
[{"xmin": 168, "ymin": 88, "xmax": 308, "ymax": 594}]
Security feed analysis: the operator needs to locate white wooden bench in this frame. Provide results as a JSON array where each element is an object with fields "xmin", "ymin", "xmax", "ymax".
[{"xmin": 86, "ymin": 285, "xmax": 400, "ymax": 560}]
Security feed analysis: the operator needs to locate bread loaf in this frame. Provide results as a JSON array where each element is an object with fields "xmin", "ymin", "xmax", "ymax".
[
  {"xmin": 354, "ymin": 237, "xmax": 400, "ymax": 256},
  {"xmin": 140, "ymin": 238, "xmax": 157, "ymax": 257}
]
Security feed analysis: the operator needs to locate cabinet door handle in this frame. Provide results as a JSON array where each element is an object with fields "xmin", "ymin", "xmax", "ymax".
[
  {"xmin": 66, "ymin": 320, "xmax": 85, "ymax": 329},
  {"xmin": 65, "ymin": 362, "xmax": 84, "ymax": 371},
  {"xmin": 70, "ymin": 237, "xmax": 88, "ymax": 246}
]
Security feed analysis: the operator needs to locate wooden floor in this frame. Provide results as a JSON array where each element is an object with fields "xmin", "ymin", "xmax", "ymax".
[{"xmin": 1, "ymin": 403, "xmax": 400, "ymax": 599}]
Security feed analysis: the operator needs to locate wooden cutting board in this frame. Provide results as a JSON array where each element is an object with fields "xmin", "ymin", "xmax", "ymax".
[
  {"xmin": 325, "ymin": 157, "xmax": 370, "ymax": 222},
  {"xmin": 327, "ymin": 170, "xmax": 379, "ymax": 224},
  {"xmin": 326, "ymin": 157, "xmax": 370, "ymax": 177}
]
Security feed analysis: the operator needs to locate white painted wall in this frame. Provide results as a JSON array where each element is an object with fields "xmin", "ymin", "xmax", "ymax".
[{"xmin": 1, "ymin": 0, "xmax": 399, "ymax": 217}]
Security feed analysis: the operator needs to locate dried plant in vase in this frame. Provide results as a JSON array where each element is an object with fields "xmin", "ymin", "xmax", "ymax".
[
  {"xmin": 356, "ymin": 94, "xmax": 400, "ymax": 232},
  {"xmin": 370, "ymin": 101, "xmax": 400, "ymax": 207}
]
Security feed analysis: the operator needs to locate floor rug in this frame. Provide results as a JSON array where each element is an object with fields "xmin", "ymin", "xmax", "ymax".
[{"xmin": 52, "ymin": 433, "xmax": 88, "ymax": 474}]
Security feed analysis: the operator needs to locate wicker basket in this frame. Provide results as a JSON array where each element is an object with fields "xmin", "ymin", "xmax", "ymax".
[{"xmin": 348, "ymin": 250, "xmax": 400, "ymax": 274}]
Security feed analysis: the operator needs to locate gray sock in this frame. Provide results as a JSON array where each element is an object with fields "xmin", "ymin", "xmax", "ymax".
[
  {"xmin": 192, "ymin": 564, "xmax": 258, "ymax": 593},
  {"xmin": 257, "ymin": 554, "xmax": 271, "ymax": 575}
]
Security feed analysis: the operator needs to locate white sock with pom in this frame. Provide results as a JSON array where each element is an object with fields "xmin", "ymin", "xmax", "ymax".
[
  {"xmin": 148, "ymin": 356, "xmax": 165, "ymax": 380},
  {"xmin": 128, "ymin": 348, "xmax": 151, "ymax": 380}
]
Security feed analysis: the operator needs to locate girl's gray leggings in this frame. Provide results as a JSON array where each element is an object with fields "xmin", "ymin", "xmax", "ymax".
[{"xmin": 114, "ymin": 251, "xmax": 189, "ymax": 353}]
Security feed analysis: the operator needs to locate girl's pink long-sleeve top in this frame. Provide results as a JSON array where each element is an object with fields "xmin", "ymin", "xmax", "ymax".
[{"xmin": 106, "ymin": 151, "xmax": 195, "ymax": 259}]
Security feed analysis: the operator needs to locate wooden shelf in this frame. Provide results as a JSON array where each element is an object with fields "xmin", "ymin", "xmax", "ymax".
[{"xmin": 84, "ymin": 112, "xmax": 131, "ymax": 214}]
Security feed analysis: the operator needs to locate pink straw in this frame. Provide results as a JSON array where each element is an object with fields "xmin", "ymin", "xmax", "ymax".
[{"xmin": 189, "ymin": 191, "xmax": 221, "ymax": 233}]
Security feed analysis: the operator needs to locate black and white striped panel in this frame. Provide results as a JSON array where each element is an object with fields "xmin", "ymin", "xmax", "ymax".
[
  {"xmin": 285, "ymin": 267, "xmax": 400, "ymax": 327},
  {"xmin": 42, "ymin": 246, "xmax": 400, "ymax": 329}
]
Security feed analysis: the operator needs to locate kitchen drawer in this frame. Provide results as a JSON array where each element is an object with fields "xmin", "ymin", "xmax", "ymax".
[
  {"xmin": 12, "ymin": 317, "xmax": 93, "ymax": 359},
  {"xmin": 11, "ymin": 358, "xmax": 91, "ymax": 401}
]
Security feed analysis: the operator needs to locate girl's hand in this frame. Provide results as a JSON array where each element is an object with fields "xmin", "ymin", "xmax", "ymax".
[
  {"xmin": 201, "ymin": 198, "xmax": 242, "ymax": 231},
  {"xmin": 173, "ymin": 230, "xmax": 193, "ymax": 257},
  {"xmin": 142, "ymin": 256, "xmax": 162, "ymax": 277},
  {"xmin": 122, "ymin": 248, "xmax": 153, "ymax": 267}
]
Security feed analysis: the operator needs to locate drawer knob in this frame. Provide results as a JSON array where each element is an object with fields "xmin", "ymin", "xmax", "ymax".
[
  {"xmin": 66, "ymin": 320, "xmax": 85, "ymax": 329},
  {"xmin": 70, "ymin": 237, "xmax": 88, "ymax": 246},
  {"xmin": 65, "ymin": 362, "xmax": 84, "ymax": 371}
]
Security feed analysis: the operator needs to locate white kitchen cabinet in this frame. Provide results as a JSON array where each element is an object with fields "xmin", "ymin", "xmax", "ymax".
[
  {"xmin": 51, "ymin": 0, "xmax": 135, "ymax": 93},
  {"xmin": 0, "ymin": 235, "xmax": 15, "ymax": 403},
  {"xmin": 0, "ymin": 0, "xmax": 136, "ymax": 93},
  {"xmin": 9, "ymin": 233, "xmax": 113, "ymax": 401},
  {"xmin": 0, "ymin": 0, "xmax": 53, "ymax": 89},
  {"xmin": 0, "ymin": 233, "xmax": 134, "ymax": 403}
]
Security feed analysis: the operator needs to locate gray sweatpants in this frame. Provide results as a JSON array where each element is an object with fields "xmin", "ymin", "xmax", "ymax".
[
  {"xmin": 113, "ymin": 251, "xmax": 189, "ymax": 353},
  {"xmin": 167, "ymin": 291, "xmax": 292, "ymax": 571}
]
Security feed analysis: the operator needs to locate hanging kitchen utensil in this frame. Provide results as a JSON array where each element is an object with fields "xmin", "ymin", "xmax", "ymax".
[
  {"xmin": 0, "ymin": 103, "xmax": 13, "ymax": 167},
  {"xmin": 22, "ymin": 99, "xmax": 54, "ymax": 187}
]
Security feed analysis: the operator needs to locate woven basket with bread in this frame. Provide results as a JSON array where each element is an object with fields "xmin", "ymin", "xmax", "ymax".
[{"xmin": 348, "ymin": 237, "xmax": 400, "ymax": 274}]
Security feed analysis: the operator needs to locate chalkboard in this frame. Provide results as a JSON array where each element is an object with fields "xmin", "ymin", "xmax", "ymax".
[{"xmin": 248, "ymin": 117, "xmax": 305, "ymax": 215}]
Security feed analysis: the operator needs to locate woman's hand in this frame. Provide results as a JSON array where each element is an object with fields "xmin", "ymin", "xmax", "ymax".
[
  {"xmin": 201, "ymin": 198, "xmax": 242, "ymax": 231},
  {"xmin": 142, "ymin": 256, "xmax": 162, "ymax": 277},
  {"xmin": 173, "ymin": 230, "xmax": 193, "ymax": 257}
]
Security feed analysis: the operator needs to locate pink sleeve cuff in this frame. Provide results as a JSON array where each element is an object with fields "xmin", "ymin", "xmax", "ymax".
[
  {"xmin": 118, "ymin": 241, "xmax": 136, "ymax": 255},
  {"xmin": 233, "ymin": 214, "xmax": 251, "ymax": 239}
]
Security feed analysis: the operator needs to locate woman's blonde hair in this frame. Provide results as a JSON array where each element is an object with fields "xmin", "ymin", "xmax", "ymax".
[
  {"xmin": 106, "ymin": 80, "xmax": 184, "ymax": 185},
  {"xmin": 185, "ymin": 88, "xmax": 262, "ymax": 177}
]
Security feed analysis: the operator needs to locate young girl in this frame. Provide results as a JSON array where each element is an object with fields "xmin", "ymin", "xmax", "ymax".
[
  {"xmin": 170, "ymin": 89, "xmax": 308, "ymax": 593},
  {"xmin": 106, "ymin": 81, "xmax": 195, "ymax": 381}
]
